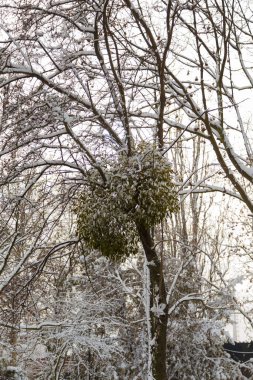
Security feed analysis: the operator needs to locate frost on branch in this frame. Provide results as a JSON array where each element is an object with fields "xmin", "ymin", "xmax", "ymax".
[{"xmin": 75, "ymin": 146, "xmax": 179, "ymax": 261}]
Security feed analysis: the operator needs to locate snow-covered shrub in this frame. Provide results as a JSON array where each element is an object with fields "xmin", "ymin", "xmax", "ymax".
[
  {"xmin": 167, "ymin": 319, "xmax": 242, "ymax": 380},
  {"xmin": 75, "ymin": 147, "xmax": 178, "ymax": 261}
]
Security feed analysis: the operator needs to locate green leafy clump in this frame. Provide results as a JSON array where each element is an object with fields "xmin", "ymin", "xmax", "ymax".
[
  {"xmin": 76, "ymin": 189, "xmax": 139, "ymax": 261},
  {"xmin": 112, "ymin": 149, "xmax": 179, "ymax": 227},
  {"xmin": 75, "ymin": 147, "xmax": 179, "ymax": 261}
]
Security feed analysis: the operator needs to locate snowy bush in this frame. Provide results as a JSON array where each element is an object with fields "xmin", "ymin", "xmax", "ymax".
[{"xmin": 166, "ymin": 319, "xmax": 242, "ymax": 380}]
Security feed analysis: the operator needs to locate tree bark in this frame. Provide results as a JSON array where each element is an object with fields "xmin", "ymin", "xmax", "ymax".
[{"xmin": 136, "ymin": 223, "xmax": 168, "ymax": 380}]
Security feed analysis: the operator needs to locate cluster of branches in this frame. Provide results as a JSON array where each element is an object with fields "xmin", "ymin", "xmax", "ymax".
[{"xmin": 0, "ymin": 0, "xmax": 253, "ymax": 379}]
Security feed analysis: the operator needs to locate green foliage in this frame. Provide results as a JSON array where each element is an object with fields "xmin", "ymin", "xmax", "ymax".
[
  {"xmin": 75, "ymin": 147, "xmax": 179, "ymax": 261},
  {"xmin": 76, "ymin": 189, "xmax": 139, "ymax": 261}
]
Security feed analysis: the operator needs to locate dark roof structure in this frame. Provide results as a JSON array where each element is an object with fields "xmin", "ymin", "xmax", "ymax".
[{"xmin": 224, "ymin": 342, "xmax": 253, "ymax": 363}]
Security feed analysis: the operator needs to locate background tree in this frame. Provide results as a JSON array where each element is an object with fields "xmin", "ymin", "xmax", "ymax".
[{"xmin": 0, "ymin": 0, "xmax": 253, "ymax": 379}]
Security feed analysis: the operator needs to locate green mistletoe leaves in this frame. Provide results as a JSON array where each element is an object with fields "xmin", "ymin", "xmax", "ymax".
[{"xmin": 75, "ymin": 148, "xmax": 179, "ymax": 261}]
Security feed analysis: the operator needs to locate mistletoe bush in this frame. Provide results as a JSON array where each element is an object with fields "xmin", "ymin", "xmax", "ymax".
[{"xmin": 75, "ymin": 148, "xmax": 179, "ymax": 261}]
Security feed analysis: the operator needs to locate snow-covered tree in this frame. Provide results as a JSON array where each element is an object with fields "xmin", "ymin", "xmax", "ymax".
[{"xmin": 1, "ymin": 0, "xmax": 253, "ymax": 378}]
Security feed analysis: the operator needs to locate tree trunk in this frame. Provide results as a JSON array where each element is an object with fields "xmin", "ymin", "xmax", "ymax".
[{"xmin": 137, "ymin": 223, "xmax": 168, "ymax": 380}]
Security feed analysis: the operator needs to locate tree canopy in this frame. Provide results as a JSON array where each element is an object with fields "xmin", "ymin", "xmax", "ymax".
[{"xmin": 0, "ymin": 0, "xmax": 253, "ymax": 379}]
